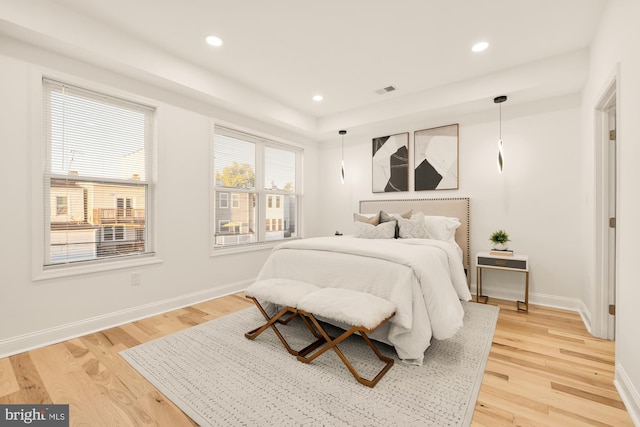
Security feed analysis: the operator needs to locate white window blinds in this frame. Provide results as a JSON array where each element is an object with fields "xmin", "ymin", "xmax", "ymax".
[{"xmin": 42, "ymin": 78, "xmax": 156, "ymax": 266}]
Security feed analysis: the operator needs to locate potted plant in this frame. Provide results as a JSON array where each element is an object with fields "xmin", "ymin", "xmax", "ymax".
[{"xmin": 489, "ymin": 229, "xmax": 511, "ymax": 250}]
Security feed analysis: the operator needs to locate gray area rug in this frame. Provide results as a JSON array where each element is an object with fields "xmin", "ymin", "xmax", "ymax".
[{"xmin": 120, "ymin": 301, "xmax": 499, "ymax": 427}]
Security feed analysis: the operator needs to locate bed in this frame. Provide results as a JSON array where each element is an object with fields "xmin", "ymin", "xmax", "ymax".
[{"xmin": 255, "ymin": 198, "xmax": 471, "ymax": 365}]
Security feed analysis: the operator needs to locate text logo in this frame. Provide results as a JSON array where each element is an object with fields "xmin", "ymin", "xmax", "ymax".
[{"xmin": 1, "ymin": 405, "xmax": 68, "ymax": 426}]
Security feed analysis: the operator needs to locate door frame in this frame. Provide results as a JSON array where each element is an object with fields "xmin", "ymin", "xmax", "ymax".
[{"xmin": 593, "ymin": 68, "xmax": 619, "ymax": 340}]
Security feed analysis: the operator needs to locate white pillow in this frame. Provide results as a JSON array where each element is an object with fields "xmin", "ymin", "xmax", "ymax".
[
  {"xmin": 353, "ymin": 212, "xmax": 380, "ymax": 225},
  {"xmin": 398, "ymin": 212, "xmax": 429, "ymax": 238},
  {"xmin": 353, "ymin": 220, "xmax": 396, "ymax": 239},
  {"xmin": 380, "ymin": 210, "xmax": 412, "ymax": 238},
  {"xmin": 424, "ymin": 215, "xmax": 461, "ymax": 243}
]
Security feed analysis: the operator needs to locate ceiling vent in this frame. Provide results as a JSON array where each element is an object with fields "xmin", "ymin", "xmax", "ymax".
[{"xmin": 375, "ymin": 85, "xmax": 397, "ymax": 95}]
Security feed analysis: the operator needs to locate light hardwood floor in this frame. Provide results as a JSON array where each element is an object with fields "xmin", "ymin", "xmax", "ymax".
[{"xmin": 0, "ymin": 294, "xmax": 633, "ymax": 426}]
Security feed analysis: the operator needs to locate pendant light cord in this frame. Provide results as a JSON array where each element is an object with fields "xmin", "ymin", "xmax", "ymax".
[{"xmin": 499, "ymin": 102, "xmax": 502, "ymax": 140}]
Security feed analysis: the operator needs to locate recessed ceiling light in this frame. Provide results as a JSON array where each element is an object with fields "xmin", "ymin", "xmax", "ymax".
[
  {"xmin": 312, "ymin": 94, "xmax": 324, "ymax": 102},
  {"xmin": 206, "ymin": 35, "xmax": 223, "ymax": 47},
  {"xmin": 472, "ymin": 41, "xmax": 489, "ymax": 52}
]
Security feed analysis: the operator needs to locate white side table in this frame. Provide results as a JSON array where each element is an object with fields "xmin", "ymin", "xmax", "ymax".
[{"xmin": 476, "ymin": 251, "xmax": 530, "ymax": 312}]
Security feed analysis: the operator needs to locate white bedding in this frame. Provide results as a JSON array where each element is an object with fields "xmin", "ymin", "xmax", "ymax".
[{"xmin": 255, "ymin": 236, "xmax": 472, "ymax": 365}]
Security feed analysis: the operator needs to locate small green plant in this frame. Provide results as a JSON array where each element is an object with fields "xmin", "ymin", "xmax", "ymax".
[{"xmin": 489, "ymin": 229, "xmax": 511, "ymax": 244}]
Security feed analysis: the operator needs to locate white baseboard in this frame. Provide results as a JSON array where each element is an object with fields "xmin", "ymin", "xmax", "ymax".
[
  {"xmin": 470, "ymin": 283, "xmax": 587, "ymax": 313},
  {"xmin": 615, "ymin": 363, "xmax": 640, "ymax": 426},
  {"xmin": 577, "ymin": 299, "xmax": 593, "ymax": 335},
  {"xmin": 0, "ymin": 280, "xmax": 249, "ymax": 359}
]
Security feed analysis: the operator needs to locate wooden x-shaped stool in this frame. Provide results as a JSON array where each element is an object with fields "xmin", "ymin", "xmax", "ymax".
[
  {"xmin": 244, "ymin": 279, "xmax": 326, "ymax": 356},
  {"xmin": 295, "ymin": 288, "xmax": 396, "ymax": 387}
]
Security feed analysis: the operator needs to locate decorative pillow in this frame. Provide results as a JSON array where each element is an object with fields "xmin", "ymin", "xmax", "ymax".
[
  {"xmin": 353, "ymin": 220, "xmax": 396, "ymax": 239},
  {"xmin": 398, "ymin": 212, "xmax": 429, "ymax": 238},
  {"xmin": 379, "ymin": 209, "xmax": 412, "ymax": 223},
  {"xmin": 353, "ymin": 212, "xmax": 380, "ymax": 225},
  {"xmin": 424, "ymin": 215, "xmax": 461, "ymax": 243},
  {"xmin": 380, "ymin": 210, "xmax": 412, "ymax": 238}
]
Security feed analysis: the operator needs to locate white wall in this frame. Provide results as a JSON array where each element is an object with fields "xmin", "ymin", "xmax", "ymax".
[
  {"xmin": 318, "ymin": 94, "xmax": 586, "ymax": 309},
  {"xmin": 0, "ymin": 38, "xmax": 321, "ymax": 357},
  {"xmin": 582, "ymin": 0, "xmax": 640, "ymax": 423}
]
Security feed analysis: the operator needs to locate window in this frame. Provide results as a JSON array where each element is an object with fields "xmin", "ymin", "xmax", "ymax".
[
  {"xmin": 135, "ymin": 228, "xmax": 145, "ymax": 243},
  {"xmin": 104, "ymin": 226, "xmax": 114, "ymax": 241},
  {"xmin": 114, "ymin": 226, "xmax": 125, "ymax": 241},
  {"xmin": 43, "ymin": 78, "xmax": 155, "ymax": 267},
  {"xmin": 116, "ymin": 197, "xmax": 133, "ymax": 218},
  {"xmin": 56, "ymin": 196, "xmax": 68, "ymax": 215},
  {"xmin": 212, "ymin": 125, "xmax": 301, "ymax": 249},
  {"xmin": 219, "ymin": 193, "xmax": 229, "ymax": 208},
  {"xmin": 102, "ymin": 226, "xmax": 125, "ymax": 242}
]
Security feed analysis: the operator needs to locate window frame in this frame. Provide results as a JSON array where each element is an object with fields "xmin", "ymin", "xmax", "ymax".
[
  {"xmin": 219, "ymin": 193, "xmax": 229, "ymax": 209},
  {"xmin": 32, "ymin": 71, "xmax": 161, "ymax": 281},
  {"xmin": 210, "ymin": 122, "xmax": 303, "ymax": 255},
  {"xmin": 104, "ymin": 226, "xmax": 114, "ymax": 241}
]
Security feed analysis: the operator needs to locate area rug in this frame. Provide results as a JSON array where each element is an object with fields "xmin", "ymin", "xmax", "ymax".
[{"xmin": 120, "ymin": 301, "xmax": 499, "ymax": 427}]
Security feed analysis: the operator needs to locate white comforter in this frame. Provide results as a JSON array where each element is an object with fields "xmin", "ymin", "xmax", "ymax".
[{"xmin": 256, "ymin": 236, "xmax": 471, "ymax": 365}]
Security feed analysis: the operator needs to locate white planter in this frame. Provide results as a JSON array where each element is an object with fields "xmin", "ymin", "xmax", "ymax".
[{"xmin": 492, "ymin": 242, "xmax": 508, "ymax": 251}]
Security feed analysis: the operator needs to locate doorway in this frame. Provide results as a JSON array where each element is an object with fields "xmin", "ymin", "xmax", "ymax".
[{"xmin": 595, "ymin": 75, "xmax": 617, "ymax": 340}]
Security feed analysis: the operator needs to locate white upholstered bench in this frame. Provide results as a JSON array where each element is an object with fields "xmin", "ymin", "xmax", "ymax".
[
  {"xmin": 296, "ymin": 287, "xmax": 396, "ymax": 388},
  {"xmin": 245, "ymin": 280, "xmax": 396, "ymax": 387}
]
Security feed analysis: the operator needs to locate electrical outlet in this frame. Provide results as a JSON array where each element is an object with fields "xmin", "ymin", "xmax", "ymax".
[{"xmin": 131, "ymin": 272, "xmax": 141, "ymax": 286}]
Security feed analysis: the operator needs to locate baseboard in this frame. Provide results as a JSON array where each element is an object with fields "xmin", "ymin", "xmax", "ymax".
[
  {"xmin": 615, "ymin": 362, "xmax": 640, "ymax": 426},
  {"xmin": 0, "ymin": 280, "xmax": 249, "ymax": 359},
  {"xmin": 577, "ymin": 299, "xmax": 593, "ymax": 334},
  {"xmin": 470, "ymin": 283, "xmax": 586, "ymax": 313}
]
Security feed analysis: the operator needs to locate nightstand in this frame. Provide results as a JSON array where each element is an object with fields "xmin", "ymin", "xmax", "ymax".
[{"xmin": 476, "ymin": 251, "xmax": 529, "ymax": 312}]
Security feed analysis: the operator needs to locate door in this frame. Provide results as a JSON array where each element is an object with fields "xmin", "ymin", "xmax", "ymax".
[{"xmin": 606, "ymin": 107, "xmax": 616, "ymax": 338}]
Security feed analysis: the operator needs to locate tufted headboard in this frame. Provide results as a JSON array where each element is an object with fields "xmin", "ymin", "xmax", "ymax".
[{"xmin": 359, "ymin": 198, "xmax": 470, "ymax": 272}]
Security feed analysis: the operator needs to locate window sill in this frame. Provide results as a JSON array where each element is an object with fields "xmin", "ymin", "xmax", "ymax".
[
  {"xmin": 33, "ymin": 255, "xmax": 163, "ymax": 282},
  {"xmin": 210, "ymin": 239, "xmax": 301, "ymax": 257}
]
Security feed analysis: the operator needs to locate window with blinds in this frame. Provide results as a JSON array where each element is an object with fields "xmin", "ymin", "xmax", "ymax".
[
  {"xmin": 42, "ymin": 78, "xmax": 156, "ymax": 267},
  {"xmin": 212, "ymin": 125, "xmax": 301, "ymax": 249}
]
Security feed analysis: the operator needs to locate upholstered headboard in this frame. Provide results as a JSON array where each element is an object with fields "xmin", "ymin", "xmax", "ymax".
[{"xmin": 359, "ymin": 198, "xmax": 470, "ymax": 271}]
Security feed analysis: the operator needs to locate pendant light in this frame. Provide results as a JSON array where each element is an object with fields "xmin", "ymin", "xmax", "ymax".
[
  {"xmin": 494, "ymin": 95, "xmax": 507, "ymax": 173},
  {"xmin": 339, "ymin": 130, "xmax": 347, "ymax": 184}
]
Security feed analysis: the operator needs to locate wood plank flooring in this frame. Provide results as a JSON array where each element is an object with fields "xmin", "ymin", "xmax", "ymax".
[{"xmin": 0, "ymin": 294, "xmax": 633, "ymax": 426}]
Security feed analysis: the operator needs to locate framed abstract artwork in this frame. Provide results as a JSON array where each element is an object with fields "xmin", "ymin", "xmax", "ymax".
[
  {"xmin": 372, "ymin": 132, "xmax": 409, "ymax": 193},
  {"xmin": 414, "ymin": 124, "xmax": 459, "ymax": 190}
]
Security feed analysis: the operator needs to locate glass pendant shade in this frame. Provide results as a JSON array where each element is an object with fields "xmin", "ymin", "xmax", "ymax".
[{"xmin": 494, "ymin": 96, "xmax": 507, "ymax": 174}]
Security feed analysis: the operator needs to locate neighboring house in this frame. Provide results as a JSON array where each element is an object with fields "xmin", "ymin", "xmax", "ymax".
[
  {"xmin": 215, "ymin": 188, "xmax": 296, "ymax": 246},
  {"xmin": 215, "ymin": 191, "xmax": 256, "ymax": 246},
  {"xmin": 49, "ymin": 179, "xmax": 96, "ymax": 263},
  {"xmin": 50, "ymin": 179, "xmax": 145, "ymax": 262}
]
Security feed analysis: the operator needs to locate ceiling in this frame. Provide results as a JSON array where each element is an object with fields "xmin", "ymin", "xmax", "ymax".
[{"xmin": 0, "ymin": 0, "xmax": 608, "ymax": 138}]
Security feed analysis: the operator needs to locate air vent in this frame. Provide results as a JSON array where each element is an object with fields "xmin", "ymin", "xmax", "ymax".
[{"xmin": 375, "ymin": 85, "xmax": 397, "ymax": 95}]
